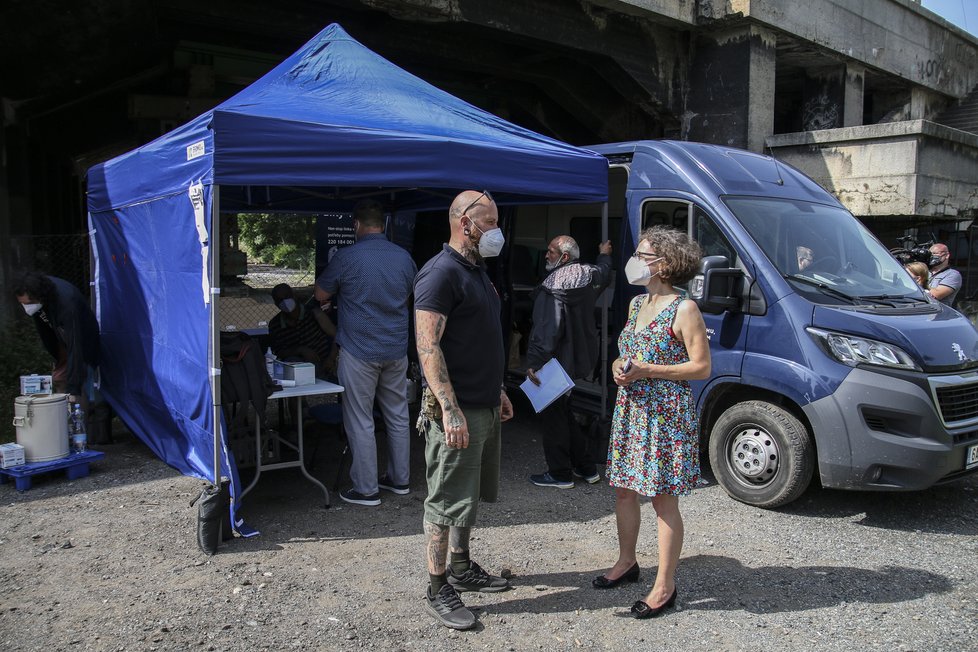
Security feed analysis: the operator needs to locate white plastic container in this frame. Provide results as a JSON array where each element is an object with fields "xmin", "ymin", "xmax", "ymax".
[
  {"xmin": 0, "ymin": 443, "xmax": 26, "ymax": 468},
  {"xmin": 12, "ymin": 393, "xmax": 70, "ymax": 462},
  {"xmin": 280, "ymin": 361, "xmax": 315, "ymax": 385},
  {"xmin": 20, "ymin": 374, "xmax": 53, "ymax": 395}
]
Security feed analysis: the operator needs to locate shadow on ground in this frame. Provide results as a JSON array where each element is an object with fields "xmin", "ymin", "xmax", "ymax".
[{"xmin": 480, "ymin": 554, "xmax": 952, "ymax": 616}]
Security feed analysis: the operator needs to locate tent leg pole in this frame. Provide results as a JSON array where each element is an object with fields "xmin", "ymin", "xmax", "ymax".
[
  {"xmin": 210, "ymin": 185, "xmax": 223, "ymax": 487},
  {"xmin": 600, "ymin": 202, "xmax": 609, "ymax": 419}
]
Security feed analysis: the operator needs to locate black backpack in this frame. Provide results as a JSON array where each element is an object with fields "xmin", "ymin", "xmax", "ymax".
[{"xmin": 219, "ymin": 332, "xmax": 277, "ymax": 426}]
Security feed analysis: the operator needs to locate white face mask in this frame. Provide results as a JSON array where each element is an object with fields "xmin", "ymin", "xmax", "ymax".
[
  {"xmin": 545, "ymin": 253, "xmax": 566, "ymax": 272},
  {"xmin": 624, "ymin": 255, "xmax": 663, "ymax": 286},
  {"xmin": 469, "ymin": 219, "xmax": 505, "ymax": 258},
  {"xmin": 22, "ymin": 303, "xmax": 42, "ymax": 316},
  {"xmin": 278, "ymin": 298, "xmax": 297, "ymax": 313}
]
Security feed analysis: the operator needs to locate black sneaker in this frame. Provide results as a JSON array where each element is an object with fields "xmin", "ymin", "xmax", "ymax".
[
  {"xmin": 529, "ymin": 472, "xmax": 574, "ymax": 489},
  {"xmin": 339, "ymin": 488, "xmax": 381, "ymax": 506},
  {"xmin": 572, "ymin": 467, "xmax": 601, "ymax": 484},
  {"xmin": 378, "ymin": 475, "xmax": 410, "ymax": 495},
  {"xmin": 447, "ymin": 560, "xmax": 511, "ymax": 593},
  {"xmin": 425, "ymin": 583, "xmax": 476, "ymax": 630}
]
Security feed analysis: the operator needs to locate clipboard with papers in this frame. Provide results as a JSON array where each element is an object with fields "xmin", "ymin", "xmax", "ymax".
[{"xmin": 520, "ymin": 358, "xmax": 575, "ymax": 413}]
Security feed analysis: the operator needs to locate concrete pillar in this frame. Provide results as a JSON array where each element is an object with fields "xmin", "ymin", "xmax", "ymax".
[
  {"xmin": 747, "ymin": 26, "xmax": 777, "ymax": 152},
  {"xmin": 844, "ymin": 63, "xmax": 865, "ymax": 127},
  {"xmin": 910, "ymin": 86, "xmax": 943, "ymax": 120},
  {"xmin": 684, "ymin": 25, "xmax": 776, "ymax": 152},
  {"xmin": 0, "ymin": 101, "xmax": 11, "ymax": 324}
]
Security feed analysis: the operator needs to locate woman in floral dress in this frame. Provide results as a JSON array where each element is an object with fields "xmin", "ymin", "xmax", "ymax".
[{"xmin": 592, "ymin": 226, "xmax": 711, "ymax": 619}]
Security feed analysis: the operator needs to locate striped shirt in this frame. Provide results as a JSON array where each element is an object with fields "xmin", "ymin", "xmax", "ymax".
[{"xmin": 268, "ymin": 304, "xmax": 332, "ymax": 363}]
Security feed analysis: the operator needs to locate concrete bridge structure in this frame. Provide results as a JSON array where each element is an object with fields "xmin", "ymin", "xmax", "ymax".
[{"xmin": 2, "ymin": 0, "xmax": 977, "ymax": 306}]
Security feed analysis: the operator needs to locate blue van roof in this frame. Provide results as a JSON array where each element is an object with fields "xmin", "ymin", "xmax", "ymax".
[{"xmin": 590, "ymin": 140, "xmax": 839, "ymax": 206}]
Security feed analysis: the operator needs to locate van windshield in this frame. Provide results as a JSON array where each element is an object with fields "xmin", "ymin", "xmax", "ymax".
[{"xmin": 723, "ymin": 196, "xmax": 927, "ymax": 305}]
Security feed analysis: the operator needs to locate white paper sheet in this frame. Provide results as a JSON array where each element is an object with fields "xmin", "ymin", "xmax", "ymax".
[{"xmin": 520, "ymin": 358, "xmax": 574, "ymax": 413}]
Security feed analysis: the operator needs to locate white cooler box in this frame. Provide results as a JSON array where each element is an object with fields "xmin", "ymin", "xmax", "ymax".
[{"xmin": 279, "ymin": 361, "xmax": 315, "ymax": 386}]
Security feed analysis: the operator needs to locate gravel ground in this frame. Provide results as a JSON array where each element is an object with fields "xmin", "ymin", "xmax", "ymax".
[{"xmin": 0, "ymin": 410, "xmax": 976, "ymax": 652}]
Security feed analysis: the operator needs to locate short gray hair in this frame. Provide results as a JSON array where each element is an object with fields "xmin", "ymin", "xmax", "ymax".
[{"xmin": 555, "ymin": 236, "xmax": 580, "ymax": 261}]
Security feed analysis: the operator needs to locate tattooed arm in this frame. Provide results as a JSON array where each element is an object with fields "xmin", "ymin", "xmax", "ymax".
[{"xmin": 416, "ymin": 308, "xmax": 469, "ymax": 449}]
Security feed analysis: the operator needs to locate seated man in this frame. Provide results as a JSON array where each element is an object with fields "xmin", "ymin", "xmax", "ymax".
[
  {"xmin": 796, "ymin": 245, "xmax": 814, "ymax": 272},
  {"xmin": 268, "ymin": 283, "xmax": 337, "ymax": 377}
]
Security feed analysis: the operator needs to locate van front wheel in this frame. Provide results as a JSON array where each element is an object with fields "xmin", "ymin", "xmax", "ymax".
[{"xmin": 708, "ymin": 401, "xmax": 814, "ymax": 508}]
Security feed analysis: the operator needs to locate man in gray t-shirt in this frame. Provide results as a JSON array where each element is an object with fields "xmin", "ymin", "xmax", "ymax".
[{"xmin": 928, "ymin": 243, "xmax": 962, "ymax": 307}]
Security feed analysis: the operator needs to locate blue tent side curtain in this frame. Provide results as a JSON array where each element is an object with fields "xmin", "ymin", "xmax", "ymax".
[{"xmin": 86, "ymin": 21, "xmax": 610, "ymax": 535}]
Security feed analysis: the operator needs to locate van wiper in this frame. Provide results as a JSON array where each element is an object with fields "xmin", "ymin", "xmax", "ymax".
[
  {"xmin": 858, "ymin": 294, "xmax": 930, "ymax": 306},
  {"xmin": 786, "ymin": 274, "xmax": 860, "ymax": 304}
]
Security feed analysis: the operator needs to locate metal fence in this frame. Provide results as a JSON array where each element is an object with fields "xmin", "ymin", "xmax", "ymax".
[
  {"xmin": 218, "ymin": 213, "xmax": 320, "ymax": 332},
  {"xmin": 219, "ymin": 264, "xmax": 318, "ymax": 332},
  {"xmin": 8, "ymin": 223, "xmax": 318, "ymax": 331},
  {"xmin": 9, "ymin": 234, "xmax": 91, "ymax": 296}
]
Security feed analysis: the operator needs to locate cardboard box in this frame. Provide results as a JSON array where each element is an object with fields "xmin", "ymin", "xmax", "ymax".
[
  {"xmin": 0, "ymin": 443, "xmax": 26, "ymax": 468},
  {"xmin": 279, "ymin": 361, "xmax": 315, "ymax": 386},
  {"xmin": 20, "ymin": 374, "xmax": 53, "ymax": 396}
]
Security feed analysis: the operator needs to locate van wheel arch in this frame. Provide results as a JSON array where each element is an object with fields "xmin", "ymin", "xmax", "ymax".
[
  {"xmin": 703, "ymin": 392, "xmax": 816, "ymax": 509},
  {"xmin": 699, "ymin": 385, "xmax": 812, "ymax": 444}
]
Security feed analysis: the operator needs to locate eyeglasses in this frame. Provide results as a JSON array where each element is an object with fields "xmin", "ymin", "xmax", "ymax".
[
  {"xmin": 461, "ymin": 190, "xmax": 493, "ymax": 216},
  {"xmin": 631, "ymin": 250, "xmax": 660, "ymax": 261}
]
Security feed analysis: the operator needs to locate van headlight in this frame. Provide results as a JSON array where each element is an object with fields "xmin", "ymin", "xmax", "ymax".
[{"xmin": 807, "ymin": 328, "xmax": 920, "ymax": 371}]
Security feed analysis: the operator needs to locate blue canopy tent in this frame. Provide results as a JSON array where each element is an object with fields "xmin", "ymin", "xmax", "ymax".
[{"xmin": 86, "ymin": 23, "xmax": 608, "ymax": 525}]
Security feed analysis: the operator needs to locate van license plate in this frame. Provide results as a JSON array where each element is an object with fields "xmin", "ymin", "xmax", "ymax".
[{"xmin": 968, "ymin": 445, "xmax": 978, "ymax": 470}]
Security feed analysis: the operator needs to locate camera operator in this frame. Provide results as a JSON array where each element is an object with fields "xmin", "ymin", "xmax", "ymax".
[{"xmin": 927, "ymin": 242, "xmax": 961, "ymax": 307}]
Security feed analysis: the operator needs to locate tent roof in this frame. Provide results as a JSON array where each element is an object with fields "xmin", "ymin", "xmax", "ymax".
[{"xmin": 87, "ymin": 23, "xmax": 608, "ymax": 213}]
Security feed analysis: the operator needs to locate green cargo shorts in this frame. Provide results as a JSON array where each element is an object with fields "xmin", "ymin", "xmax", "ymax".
[{"xmin": 423, "ymin": 406, "xmax": 501, "ymax": 528}]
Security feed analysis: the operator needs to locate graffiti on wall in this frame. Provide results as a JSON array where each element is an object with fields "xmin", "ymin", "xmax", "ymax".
[{"xmin": 802, "ymin": 92, "xmax": 841, "ymax": 131}]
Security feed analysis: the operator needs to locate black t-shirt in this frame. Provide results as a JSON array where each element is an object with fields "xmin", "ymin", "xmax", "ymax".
[{"xmin": 414, "ymin": 244, "xmax": 503, "ymax": 409}]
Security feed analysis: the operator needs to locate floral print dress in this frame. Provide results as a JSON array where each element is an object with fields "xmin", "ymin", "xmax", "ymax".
[{"xmin": 607, "ymin": 294, "xmax": 700, "ymax": 496}]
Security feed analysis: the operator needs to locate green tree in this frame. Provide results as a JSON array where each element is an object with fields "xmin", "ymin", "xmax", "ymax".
[
  {"xmin": 0, "ymin": 317, "xmax": 52, "ymax": 443},
  {"xmin": 237, "ymin": 213, "xmax": 316, "ymax": 270}
]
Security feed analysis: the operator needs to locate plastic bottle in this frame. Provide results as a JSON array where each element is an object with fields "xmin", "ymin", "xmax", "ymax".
[
  {"xmin": 70, "ymin": 403, "xmax": 88, "ymax": 453},
  {"xmin": 67, "ymin": 404, "xmax": 74, "ymax": 450},
  {"xmin": 265, "ymin": 347, "xmax": 278, "ymax": 379}
]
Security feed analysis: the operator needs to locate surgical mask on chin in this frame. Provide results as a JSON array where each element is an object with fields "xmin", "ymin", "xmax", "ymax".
[
  {"xmin": 470, "ymin": 220, "xmax": 505, "ymax": 258},
  {"xmin": 278, "ymin": 298, "xmax": 297, "ymax": 313},
  {"xmin": 22, "ymin": 303, "xmax": 42, "ymax": 316}
]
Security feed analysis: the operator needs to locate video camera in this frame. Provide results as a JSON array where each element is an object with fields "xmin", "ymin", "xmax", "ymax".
[{"xmin": 889, "ymin": 235, "xmax": 934, "ymax": 266}]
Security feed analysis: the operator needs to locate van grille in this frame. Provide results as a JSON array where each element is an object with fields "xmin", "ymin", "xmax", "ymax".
[
  {"xmin": 935, "ymin": 381, "xmax": 978, "ymax": 423},
  {"xmin": 952, "ymin": 430, "xmax": 978, "ymax": 445}
]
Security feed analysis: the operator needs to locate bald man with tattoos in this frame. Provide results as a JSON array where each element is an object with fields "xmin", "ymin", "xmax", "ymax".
[{"xmin": 413, "ymin": 190, "xmax": 515, "ymax": 630}]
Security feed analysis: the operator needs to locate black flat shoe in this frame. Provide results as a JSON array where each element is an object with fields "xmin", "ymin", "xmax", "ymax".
[
  {"xmin": 592, "ymin": 562, "xmax": 640, "ymax": 589},
  {"xmin": 631, "ymin": 587, "xmax": 678, "ymax": 619}
]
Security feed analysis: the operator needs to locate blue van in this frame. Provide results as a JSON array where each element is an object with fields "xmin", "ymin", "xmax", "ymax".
[{"xmin": 511, "ymin": 140, "xmax": 978, "ymax": 508}]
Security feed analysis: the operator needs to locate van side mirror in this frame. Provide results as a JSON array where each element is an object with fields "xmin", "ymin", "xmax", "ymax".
[{"xmin": 690, "ymin": 255, "xmax": 743, "ymax": 315}]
